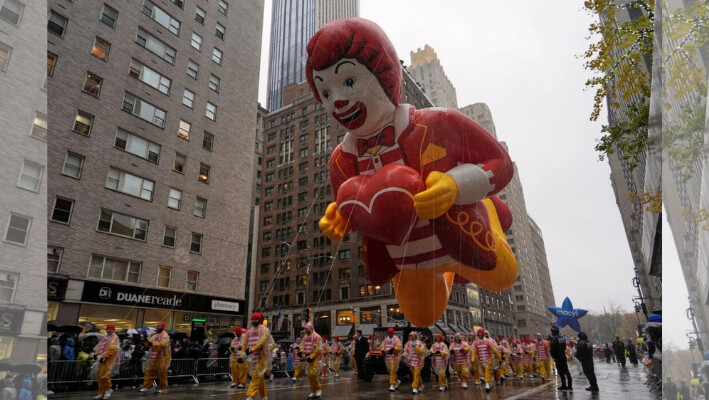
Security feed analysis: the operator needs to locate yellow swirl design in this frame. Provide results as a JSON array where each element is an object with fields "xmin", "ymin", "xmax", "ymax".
[{"xmin": 444, "ymin": 209, "xmax": 496, "ymax": 252}]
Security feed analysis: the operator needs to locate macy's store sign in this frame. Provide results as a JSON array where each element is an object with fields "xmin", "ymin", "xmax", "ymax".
[{"xmin": 81, "ymin": 280, "xmax": 244, "ymax": 316}]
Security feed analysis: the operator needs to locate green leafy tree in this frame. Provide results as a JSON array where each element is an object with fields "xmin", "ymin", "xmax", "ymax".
[{"xmin": 582, "ymin": 0, "xmax": 654, "ymax": 170}]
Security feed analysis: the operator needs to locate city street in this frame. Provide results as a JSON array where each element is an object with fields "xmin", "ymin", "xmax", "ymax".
[{"xmin": 50, "ymin": 361, "xmax": 654, "ymax": 400}]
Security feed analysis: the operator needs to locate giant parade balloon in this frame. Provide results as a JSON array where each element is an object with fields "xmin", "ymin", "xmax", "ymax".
[
  {"xmin": 306, "ymin": 18, "xmax": 518, "ymax": 327},
  {"xmin": 547, "ymin": 297, "xmax": 588, "ymax": 332}
]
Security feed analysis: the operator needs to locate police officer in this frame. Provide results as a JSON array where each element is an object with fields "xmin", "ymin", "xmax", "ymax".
[{"xmin": 550, "ymin": 326, "xmax": 572, "ymax": 391}]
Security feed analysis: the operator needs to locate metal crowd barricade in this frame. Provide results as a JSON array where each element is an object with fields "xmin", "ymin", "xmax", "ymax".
[
  {"xmin": 167, "ymin": 358, "xmax": 198, "ymax": 384},
  {"xmin": 194, "ymin": 357, "xmax": 231, "ymax": 383},
  {"xmin": 47, "ymin": 360, "xmax": 93, "ymax": 385}
]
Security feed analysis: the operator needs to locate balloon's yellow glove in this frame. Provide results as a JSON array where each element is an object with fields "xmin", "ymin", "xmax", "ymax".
[
  {"xmin": 414, "ymin": 171, "xmax": 458, "ymax": 220},
  {"xmin": 319, "ymin": 202, "xmax": 351, "ymax": 242}
]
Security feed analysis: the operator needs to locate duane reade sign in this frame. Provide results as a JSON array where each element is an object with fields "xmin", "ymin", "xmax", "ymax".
[{"xmin": 116, "ymin": 291, "xmax": 184, "ymax": 307}]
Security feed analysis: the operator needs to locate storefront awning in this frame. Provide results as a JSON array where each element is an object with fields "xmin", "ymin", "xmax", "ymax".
[
  {"xmin": 436, "ymin": 323, "xmax": 455, "ymax": 336},
  {"xmin": 358, "ymin": 323, "xmax": 377, "ymax": 337},
  {"xmin": 457, "ymin": 324, "xmax": 470, "ymax": 334},
  {"xmin": 332, "ymin": 325, "xmax": 353, "ymax": 339},
  {"xmin": 448, "ymin": 324, "xmax": 462, "ymax": 334}
]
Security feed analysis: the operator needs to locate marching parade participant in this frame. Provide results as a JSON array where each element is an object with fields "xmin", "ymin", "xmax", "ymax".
[
  {"xmin": 403, "ymin": 331, "xmax": 427, "ymax": 394},
  {"xmin": 230, "ymin": 327, "xmax": 247, "ymax": 389},
  {"xmin": 380, "ymin": 328, "xmax": 402, "ymax": 392},
  {"xmin": 492, "ymin": 338, "xmax": 505, "ymax": 385},
  {"xmin": 139, "ymin": 322, "xmax": 170, "ymax": 395},
  {"xmin": 92, "ymin": 324, "xmax": 120, "ymax": 399},
  {"xmin": 510, "ymin": 336, "xmax": 523, "ymax": 378},
  {"xmin": 320, "ymin": 336, "xmax": 330, "ymax": 377},
  {"xmin": 449, "ymin": 333, "xmax": 470, "ymax": 389},
  {"xmin": 467, "ymin": 331, "xmax": 481, "ymax": 384},
  {"xmin": 302, "ymin": 321, "xmax": 323, "ymax": 398},
  {"xmin": 471, "ymin": 328, "xmax": 500, "ymax": 393},
  {"xmin": 498, "ymin": 335, "xmax": 512, "ymax": 378},
  {"xmin": 431, "ymin": 334, "xmax": 449, "ymax": 391},
  {"xmin": 349, "ymin": 334, "xmax": 358, "ymax": 377},
  {"xmin": 292, "ymin": 330, "xmax": 305, "ymax": 383},
  {"xmin": 242, "ymin": 313, "xmax": 271, "ymax": 400},
  {"xmin": 330, "ymin": 336, "xmax": 344, "ymax": 377},
  {"xmin": 523, "ymin": 337, "xmax": 537, "ymax": 378},
  {"xmin": 535, "ymin": 333, "xmax": 552, "ymax": 382}
]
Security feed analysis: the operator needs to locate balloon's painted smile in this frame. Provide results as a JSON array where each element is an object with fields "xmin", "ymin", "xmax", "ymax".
[{"xmin": 333, "ymin": 101, "xmax": 367, "ymax": 130}]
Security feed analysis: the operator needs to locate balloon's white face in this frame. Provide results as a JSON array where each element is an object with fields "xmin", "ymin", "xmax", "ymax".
[{"xmin": 312, "ymin": 58, "xmax": 396, "ymax": 138}]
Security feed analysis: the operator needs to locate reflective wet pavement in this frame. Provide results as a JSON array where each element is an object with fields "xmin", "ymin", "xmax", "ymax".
[{"xmin": 49, "ymin": 360, "xmax": 654, "ymax": 399}]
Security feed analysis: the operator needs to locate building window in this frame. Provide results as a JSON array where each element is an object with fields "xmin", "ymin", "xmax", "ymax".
[
  {"xmin": 30, "ymin": 111, "xmax": 47, "ymax": 140},
  {"xmin": 48, "ymin": 11, "xmax": 67, "ymax": 37},
  {"xmin": 209, "ymin": 74, "xmax": 220, "ymax": 92},
  {"xmin": 136, "ymin": 28, "xmax": 176, "ymax": 64},
  {"xmin": 17, "ymin": 160, "xmax": 43, "ymax": 192},
  {"xmin": 0, "ymin": 0, "xmax": 24, "ymax": 25},
  {"xmin": 0, "ymin": 272, "xmax": 18, "ymax": 303},
  {"xmin": 89, "ymin": 255, "xmax": 141, "ymax": 283},
  {"xmin": 194, "ymin": 197, "xmax": 207, "ymax": 217},
  {"xmin": 218, "ymin": 0, "xmax": 228, "ymax": 15},
  {"xmin": 91, "ymin": 36, "xmax": 110, "ymax": 61},
  {"xmin": 83, "ymin": 71, "xmax": 103, "ymax": 98},
  {"xmin": 340, "ymin": 286, "xmax": 349, "ymax": 300},
  {"xmin": 182, "ymin": 89, "xmax": 195, "ymax": 108},
  {"xmin": 100, "ymin": 4, "xmax": 118, "ymax": 28},
  {"xmin": 115, "ymin": 128, "xmax": 160, "ymax": 162},
  {"xmin": 190, "ymin": 233, "xmax": 202, "ymax": 253},
  {"xmin": 202, "ymin": 132, "xmax": 214, "ymax": 151},
  {"xmin": 167, "ymin": 188, "xmax": 182, "ymax": 209},
  {"xmin": 73, "ymin": 110, "xmax": 94, "ymax": 136},
  {"xmin": 47, "ymin": 51, "xmax": 57, "ymax": 76},
  {"xmin": 129, "ymin": 59, "xmax": 171, "ymax": 94},
  {"xmin": 142, "ymin": 0, "xmax": 180, "ymax": 35},
  {"xmin": 187, "ymin": 59, "xmax": 198, "ymax": 78},
  {"xmin": 97, "ymin": 209, "xmax": 148, "ymax": 240},
  {"xmin": 157, "ymin": 266, "xmax": 171, "ymax": 287},
  {"xmin": 191, "ymin": 32, "xmax": 202, "ymax": 50},
  {"xmin": 47, "ymin": 247, "xmax": 63, "ymax": 273},
  {"xmin": 162, "ymin": 226, "xmax": 176, "ymax": 247},
  {"xmin": 106, "ymin": 167, "xmax": 155, "ymax": 201},
  {"xmin": 194, "ymin": 6, "xmax": 205, "ymax": 24},
  {"xmin": 168, "ymin": 0, "xmax": 183, "ymax": 8},
  {"xmin": 4, "ymin": 214, "xmax": 30, "ymax": 245},
  {"xmin": 176, "ymin": 119, "xmax": 191, "ymax": 140},
  {"xmin": 61, "ymin": 152, "xmax": 84, "ymax": 179},
  {"xmin": 172, "ymin": 153, "xmax": 186, "ymax": 173},
  {"xmin": 211, "ymin": 48, "xmax": 222, "ymax": 65},
  {"xmin": 123, "ymin": 93, "xmax": 166, "ymax": 128},
  {"xmin": 0, "ymin": 42, "xmax": 10, "ymax": 72},
  {"xmin": 198, "ymin": 163, "xmax": 210, "ymax": 183},
  {"xmin": 205, "ymin": 102, "xmax": 216, "ymax": 121},
  {"xmin": 50, "ymin": 198, "xmax": 73, "ymax": 224},
  {"xmin": 186, "ymin": 271, "xmax": 199, "ymax": 291},
  {"xmin": 215, "ymin": 23, "xmax": 225, "ymax": 39}
]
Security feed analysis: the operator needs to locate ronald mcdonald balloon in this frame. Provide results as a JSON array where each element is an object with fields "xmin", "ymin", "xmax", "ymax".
[{"xmin": 307, "ymin": 18, "xmax": 518, "ymax": 327}]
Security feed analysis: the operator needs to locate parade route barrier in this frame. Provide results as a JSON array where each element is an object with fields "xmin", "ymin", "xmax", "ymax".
[
  {"xmin": 167, "ymin": 358, "xmax": 198, "ymax": 384},
  {"xmin": 194, "ymin": 357, "xmax": 231, "ymax": 384}
]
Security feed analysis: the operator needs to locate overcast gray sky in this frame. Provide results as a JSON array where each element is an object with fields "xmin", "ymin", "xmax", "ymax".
[{"xmin": 257, "ymin": 0, "xmax": 683, "ymax": 345}]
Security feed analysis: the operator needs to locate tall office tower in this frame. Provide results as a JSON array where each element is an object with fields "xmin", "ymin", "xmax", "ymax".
[
  {"xmin": 266, "ymin": 0, "xmax": 359, "ymax": 111},
  {"xmin": 0, "ymin": 0, "xmax": 48, "ymax": 364},
  {"xmin": 46, "ymin": 0, "xmax": 263, "ymax": 338},
  {"xmin": 662, "ymin": 0, "xmax": 707, "ymax": 346},
  {"xmin": 408, "ymin": 44, "xmax": 458, "ymax": 109},
  {"xmin": 254, "ymin": 66, "xmax": 475, "ymax": 340},
  {"xmin": 464, "ymin": 104, "xmax": 555, "ymax": 338},
  {"xmin": 599, "ymin": 1, "xmax": 661, "ymax": 318}
]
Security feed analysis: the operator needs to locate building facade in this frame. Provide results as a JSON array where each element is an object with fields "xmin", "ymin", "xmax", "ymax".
[
  {"xmin": 0, "ymin": 0, "xmax": 49, "ymax": 364},
  {"xmin": 408, "ymin": 44, "xmax": 458, "ymax": 109},
  {"xmin": 46, "ymin": 0, "xmax": 263, "ymax": 340},
  {"xmin": 266, "ymin": 0, "xmax": 359, "ymax": 111}
]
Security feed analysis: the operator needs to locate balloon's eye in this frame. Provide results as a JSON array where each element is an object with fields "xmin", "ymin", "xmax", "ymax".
[
  {"xmin": 322, "ymin": 90, "xmax": 330, "ymax": 99},
  {"xmin": 344, "ymin": 77, "xmax": 356, "ymax": 87}
]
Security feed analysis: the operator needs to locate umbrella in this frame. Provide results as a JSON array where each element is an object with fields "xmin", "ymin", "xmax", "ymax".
[
  {"xmin": 116, "ymin": 328, "xmax": 141, "ymax": 338},
  {"xmin": 277, "ymin": 339, "xmax": 294, "ymax": 344},
  {"xmin": 79, "ymin": 332, "xmax": 105, "ymax": 342},
  {"xmin": 166, "ymin": 330, "xmax": 188, "ymax": 341},
  {"xmin": 138, "ymin": 327, "xmax": 156, "ymax": 336},
  {"xmin": 79, "ymin": 321, "xmax": 98, "ymax": 331},
  {"xmin": 47, "ymin": 320, "xmax": 68, "ymax": 331},
  {"xmin": 219, "ymin": 332, "xmax": 235, "ymax": 339},
  {"xmin": 0, "ymin": 358, "xmax": 42, "ymax": 375},
  {"xmin": 53, "ymin": 322, "xmax": 83, "ymax": 334}
]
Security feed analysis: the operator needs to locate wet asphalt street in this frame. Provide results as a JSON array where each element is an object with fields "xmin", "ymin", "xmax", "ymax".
[{"xmin": 49, "ymin": 360, "xmax": 655, "ymax": 400}]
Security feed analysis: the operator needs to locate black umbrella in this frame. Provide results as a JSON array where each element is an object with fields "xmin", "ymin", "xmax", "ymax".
[
  {"xmin": 79, "ymin": 321, "xmax": 98, "ymax": 331},
  {"xmin": 166, "ymin": 330, "xmax": 188, "ymax": 341},
  {"xmin": 47, "ymin": 320, "xmax": 68, "ymax": 331},
  {"xmin": 277, "ymin": 339, "xmax": 294, "ymax": 344},
  {"xmin": 54, "ymin": 324, "xmax": 83, "ymax": 334},
  {"xmin": 219, "ymin": 332, "xmax": 235, "ymax": 339},
  {"xmin": 0, "ymin": 358, "xmax": 41, "ymax": 375}
]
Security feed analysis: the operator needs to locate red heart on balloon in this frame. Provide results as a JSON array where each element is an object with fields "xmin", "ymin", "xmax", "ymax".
[{"xmin": 336, "ymin": 164, "xmax": 425, "ymax": 245}]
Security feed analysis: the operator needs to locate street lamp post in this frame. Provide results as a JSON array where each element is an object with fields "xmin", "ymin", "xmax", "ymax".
[
  {"xmin": 687, "ymin": 297, "xmax": 706, "ymax": 356},
  {"xmin": 631, "ymin": 270, "xmax": 648, "ymax": 321}
]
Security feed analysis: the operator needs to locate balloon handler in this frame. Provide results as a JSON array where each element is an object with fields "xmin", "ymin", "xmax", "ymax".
[{"xmin": 307, "ymin": 17, "xmax": 518, "ymax": 328}]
